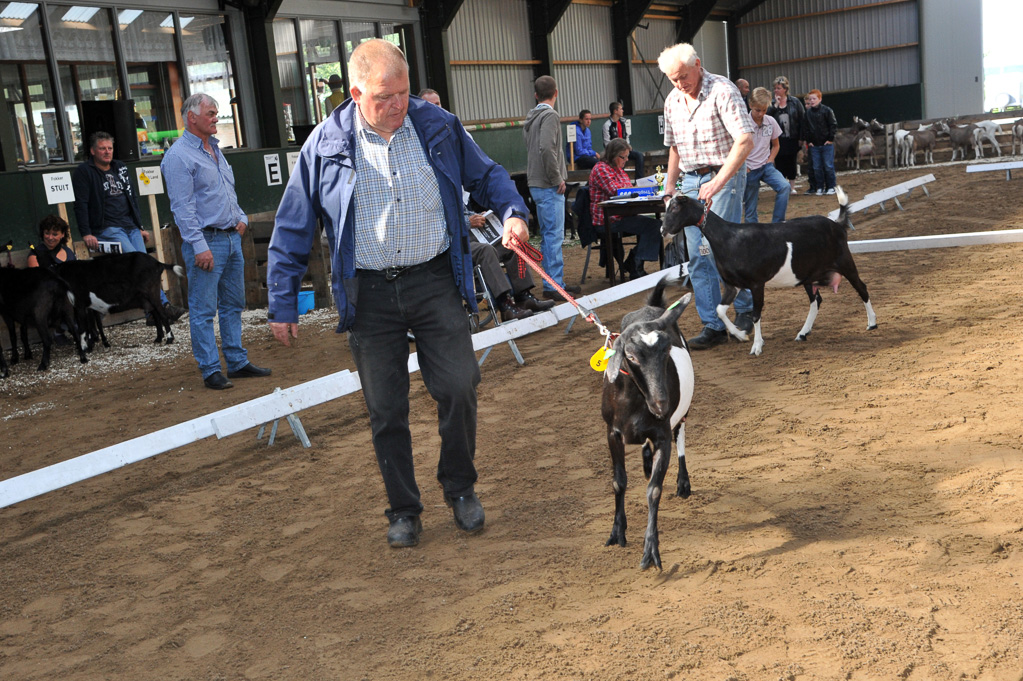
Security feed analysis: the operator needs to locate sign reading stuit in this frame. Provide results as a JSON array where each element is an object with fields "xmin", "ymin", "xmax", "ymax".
[
  {"xmin": 264, "ymin": 153, "xmax": 282, "ymax": 186},
  {"xmin": 136, "ymin": 167, "xmax": 164, "ymax": 196},
  {"xmin": 287, "ymin": 151, "xmax": 300, "ymax": 176},
  {"xmin": 566, "ymin": 124, "xmax": 577, "ymax": 143},
  {"xmin": 43, "ymin": 172, "xmax": 75, "ymax": 205}
]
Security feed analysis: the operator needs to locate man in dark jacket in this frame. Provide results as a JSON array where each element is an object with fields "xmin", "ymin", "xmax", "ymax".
[
  {"xmin": 72, "ymin": 131, "xmax": 180, "ymax": 316},
  {"xmin": 267, "ymin": 39, "xmax": 529, "ymax": 550},
  {"xmin": 799, "ymin": 89, "xmax": 838, "ymax": 195}
]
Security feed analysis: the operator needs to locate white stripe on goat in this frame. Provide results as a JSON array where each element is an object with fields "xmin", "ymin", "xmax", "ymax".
[{"xmin": 766, "ymin": 243, "xmax": 799, "ymax": 288}]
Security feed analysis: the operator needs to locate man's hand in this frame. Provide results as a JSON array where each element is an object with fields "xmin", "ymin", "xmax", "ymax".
[
  {"xmin": 236, "ymin": 220, "xmax": 247, "ymax": 237},
  {"xmin": 270, "ymin": 321, "xmax": 299, "ymax": 347},
  {"xmin": 83, "ymin": 235, "xmax": 98, "ymax": 251},
  {"xmin": 556, "ymin": 180, "xmax": 566, "ymax": 195},
  {"xmin": 195, "ymin": 250, "xmax": 214, "ymax": 272},
  {"xmin": 468, "ymin": 213, "xmax": 486, "ymax": 228},
  {"xmin": 141, "ymin": 230, "xmax": 151, "ymax": 245},
  {"xmin": 697, "ymin": 179, "xmax": 722, "ymax": 203},
  {"xmin": 501, "ymin": 217, "xmax": 529, "ymax": 247}
]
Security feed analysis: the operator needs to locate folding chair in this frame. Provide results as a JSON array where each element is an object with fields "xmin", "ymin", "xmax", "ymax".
[{"xmin": 468, "ymin": 264, "xmax": 524, "ymax": 367}]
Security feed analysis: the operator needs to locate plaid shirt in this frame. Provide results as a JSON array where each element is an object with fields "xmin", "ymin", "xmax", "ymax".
[
  {"xmin": 352, "ymin": 109, "xmax": 448, "ymax": 269},
  {"xmin": 588, "ymin": 161, "xmax": 632, "ymax": 227},
  {"xmin": 663, "ymin": 69, "xmax": 754, "ymax": 171}
]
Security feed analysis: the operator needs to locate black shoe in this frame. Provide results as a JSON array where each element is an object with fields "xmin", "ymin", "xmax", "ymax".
[
  {"xmin": 227, "ymin": 362, "xmax": 272, "ymax": 379},
  {"xmin": 686, "ymin": 326, "xmax": 728, "ymax": 350},
  {"xmin": 563, "ymin": 283, "xmax": 582, "ymax": 294},
  {"xmin": 498, "ymin": 297, "xmax": 535, "ymax": 322},
  {"xmin": 734, "ymin": 312, "xmax": 754, "ymax": 333},
  {"xmin": 203, "ymin": 371, "xmax": 234, "ymax": 390},
  {"xmin": 515, "ymin": 291, "xmax": 556, "ymax": 312},
  {"xmin": 447, "ymin": 493, "xmax": 485, "ymax": 533},
  {"xmin": 542, "ymin": 290, "xmax": 566, "ymax": 302},
  {"xmin": 387, "ymin": 515, "xmax": 423, "ymax": 548}
]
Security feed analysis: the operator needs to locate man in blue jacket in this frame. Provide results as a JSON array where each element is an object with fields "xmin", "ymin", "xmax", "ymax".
[
  {"xmin": 566, "ymin": 110, "xmax": 601, "ymax": 169},
  {"xmin": 267, "ymin": 39, "xmax": 529, "ymax": 549}
]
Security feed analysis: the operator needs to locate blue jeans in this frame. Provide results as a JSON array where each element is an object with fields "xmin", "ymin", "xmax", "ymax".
[
  {"xmin": 348, "ymin": 254, "xmax": 481, "ymax": 521},
  {"xmin": 809, "ymin": 144, "xmax": 836, "ymax": 191},
  {"xmin": 181, "ymin": 230, "xmax": 247, "ymax": 379},
  {"xmin": 743, "ymin": 162, "xmax": 791, "ymax": 223},
  {"xmin": 528, "ymin": 186, "xmax": 565, "ymax": 291},
  {"xmin": 678, "ymin": 167, "xmax": 752, "ymax": 330},
  {"xmin": 95, "ymin": 225, "xmax": 168, "ymax": 304}
]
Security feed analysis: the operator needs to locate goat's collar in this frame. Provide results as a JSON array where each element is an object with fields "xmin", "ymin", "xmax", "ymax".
[{"xmin": 694, "ymin": 202, "xmax": 710, "ymax": 229}]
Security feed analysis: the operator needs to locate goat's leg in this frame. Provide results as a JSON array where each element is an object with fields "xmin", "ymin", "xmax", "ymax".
[
  {"xmin": 3, "ymin": 315, "xmax": 17, "ymax": 365},
  {"xmin": 606, "ymin": 428, "xmax": 628, "ymax": 548},
  {"xmin": 20, "ymin": 320, "xmax": 32, "ymax": 360},
  {"xmin": 33, "ymin": 313, "xmax": 50, "ymax": 371},
  {"xmin": 641, "ymin": 436, "xmax": 672, "ymax": 571},
  {"xmin": 835, "ymin": 252, "xmax": 877, "ymax": 330},
  {"xmin": 795, "ymin": 283, "xmax": 823, "ymax": 342},
  {"xmin": 674, "ymin": 422, "xmax": 691, "ymax": 498},
  {"xmin": 716, "ymin": 284, "xmax": 748, "ymax": 342},
  {"xmin": 748, "ymin": 285, "xmax": 767, "ymax": 355}
]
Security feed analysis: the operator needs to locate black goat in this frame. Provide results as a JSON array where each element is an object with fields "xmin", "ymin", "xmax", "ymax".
[
  {"xmin": 57, "ymin": 253, "xmax": 185, "ymax": 345},
  {"xmin": 661, "ymin": 188, "xmax": 877, "ymax": 356},
  {"xmin": 0, "ymin": 268, "xmax": 88, "ymax": 372},
  {"xmin": 602, "ymin": 278, "xmax": 695, "ymax": 570}
]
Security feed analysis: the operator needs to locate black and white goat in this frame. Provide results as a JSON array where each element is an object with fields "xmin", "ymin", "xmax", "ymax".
[
  {"xmin": 0, "ymin": 267, "xmax": 89, "ymax": 371},
  {"xmin": 661, "ymin": 188, "xmax": 877, "ymax": 356},
  {"xmin": 602, "ymin": 278, "xmax": 694, "ymax": 570}
]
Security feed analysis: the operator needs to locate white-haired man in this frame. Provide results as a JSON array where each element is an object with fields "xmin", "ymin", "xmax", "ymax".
[
  {"xmin": 658, "ymin": 43, "xmax": 755, "ymax": 349},
  {"xmin": 162, "ymin": 93, "xmax": 271, "ymax": 389},
  {"xmin": 267, "ymin": 39, "xmax": 530, "ymax": 549}
]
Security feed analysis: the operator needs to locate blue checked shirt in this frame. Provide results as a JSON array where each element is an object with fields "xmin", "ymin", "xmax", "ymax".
[
  {"xmin": 161, "ymin": 129, "xmax": 247, "ymax": 254},
  {"xmin": 352, "ymin": 110, "xmax": 448, "ymax": 269}
]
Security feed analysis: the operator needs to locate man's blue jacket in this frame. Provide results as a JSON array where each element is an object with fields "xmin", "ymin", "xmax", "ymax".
[{"xmin": 267, "ymin": 96, "xmax": 528, "ymax": 331}]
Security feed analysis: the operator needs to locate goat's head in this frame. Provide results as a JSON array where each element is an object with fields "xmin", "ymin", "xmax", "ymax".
[
  {"xmin": 605, "ymin": 295, "xmax": 691, "ymax": 420},
  {"xmin": 661, "ymin": 194, "xmax": 705, "ymax": 238},
  {"xmin": 853, "ymin": 115, "xmax": 869, "ymax": 130},
  {"xmin": 869, "ymin": 118, "xmax": 885, "ymax": 134}
]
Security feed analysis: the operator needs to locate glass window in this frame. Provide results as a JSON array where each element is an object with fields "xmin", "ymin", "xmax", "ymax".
[
  {"xmin": 300, "ymin": 19, "xmax": 341, "ymax": 124},
  {"xmin": 119, "ymin": 9, "xmax": 184, "ymax": 156},
  {"xmin": 48, "ymin": 5, "xmax": 119, "ymax": 159},
  {"xmin": 180, "ymin": 13, "xmax": 243, "ymax": 148},
  {"xmin": 0, "ymin": 2, "xmax": 62, "ymax": 164},
  {"xmin": 341, "ymin": 21, "xmax": 376, "ymax": 66},
  {"xmin": 274, "ymin": 18, "xmax": 307, "ymax": 142}
]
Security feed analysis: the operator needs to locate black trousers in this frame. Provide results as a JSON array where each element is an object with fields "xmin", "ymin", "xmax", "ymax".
[{"xmin": 349, "ymin": 254, "xmax": 481, "ymax": 521}]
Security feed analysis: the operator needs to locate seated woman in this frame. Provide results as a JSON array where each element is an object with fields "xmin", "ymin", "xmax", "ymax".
[
  {"xmin": 27, "ymin": 214, "xmax": 76, "ymax": 269},
  {"xmin": 588, "ymin": 138, "xmax": 662, "ymax": 279}
]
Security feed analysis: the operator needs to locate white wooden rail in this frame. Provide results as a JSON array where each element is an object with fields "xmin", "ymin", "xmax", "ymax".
[
  {"xmin": 965, "ymin": 160, "xmax": 1023, "ymax": 180},
  {"xmin": 828, "ymin": 174, "xmax": 935, "ymax": 220}
]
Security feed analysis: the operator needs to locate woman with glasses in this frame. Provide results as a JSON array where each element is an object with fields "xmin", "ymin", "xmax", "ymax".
[{"xmin": 588, "ymin": 138, "xmax": 662, "ymax": 279}]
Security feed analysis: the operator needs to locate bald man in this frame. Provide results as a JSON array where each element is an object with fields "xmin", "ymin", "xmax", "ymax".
[{"xmin": 268, "ymin": 39, "xmax": 530, "ymax": 549}]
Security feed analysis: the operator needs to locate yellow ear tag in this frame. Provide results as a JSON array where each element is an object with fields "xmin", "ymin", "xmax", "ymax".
[{"xmin": 591, "ymin": 346, "xmax": 613, "ymax": 372}]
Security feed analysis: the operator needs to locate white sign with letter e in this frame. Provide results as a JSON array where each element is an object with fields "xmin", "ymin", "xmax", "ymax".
[
  {"xmin": 43, "ymin": 172, "xmax": 74, "ymax": 205},
  {"xmin": 658, "ymin": 115, "xmax": 665, "ymax": 135},
  {"xmin": 264, "ymin": 153, "xmax": 282, "ymax": 186},
  {"xmin": 566, "ymin": 124, "xmax": 577, "ymax": 143},
  {"xmin": 136, "ymin": 166, "xmax": 164, "ymax": 196}
]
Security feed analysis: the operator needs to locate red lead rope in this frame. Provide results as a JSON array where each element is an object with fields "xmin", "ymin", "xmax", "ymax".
[{"xmin": 504, "ymin": 236, "xmax": 613, "ymax": 342}]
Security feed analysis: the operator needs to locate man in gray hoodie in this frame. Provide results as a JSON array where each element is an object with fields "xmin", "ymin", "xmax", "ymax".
[{"xmin": 524, "ymin": 76, "xmax": 581, "ymax": 300}]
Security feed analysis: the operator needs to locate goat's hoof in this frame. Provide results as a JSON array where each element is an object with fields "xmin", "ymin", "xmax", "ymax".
[
  {"xmin": 640, "ymin": 547, "xmax": 662, "ymax": 571},
  {"xmin": 867, "ymin": 324, "xmax": 878, "ymax": 330},
  {"xmin": 79, "ymin": 356, "xmax": 88, "ymax": 364},
  {"xmin": 676, "ymin": 480, "xmax": 691, "ymax": 498},
  {"xmin": 36, "ymin": 363, "xmax": 48, "ymax": 371},
  {"xmin": 731, "ymin": 330, "xmax": 749, "ymax": 342},
  {"xmin": 606, "ymin": 533, "xmax": 627, "ymax": 548},
  {"xmin": 795, "ymin": 334, "xmax": 808, "ymax": 342}
]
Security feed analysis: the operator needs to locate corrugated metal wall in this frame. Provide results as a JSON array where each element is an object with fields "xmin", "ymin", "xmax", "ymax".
[
  {"xmin": 551, "ymin": 3, "xmax": 616, "ymax": 118},
  {"xmin": 448, "ymin": 0, "xmax": 533, "ymax": 122},
  {"xmin": 630, "ymin": 17, "xmax": 675, "ymax": 112},
  {"xmin": 737, "ymin": 0, "xmax": 920, "ymax": 97}
]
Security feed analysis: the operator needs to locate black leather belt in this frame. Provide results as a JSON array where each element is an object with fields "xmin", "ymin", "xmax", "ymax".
[
  {"xmin": 202, "ymin": 225, "xmax": 236, "ymax": 233},
  {"xmin": 361, "ymin": 252, "xmax": 447, "ymax": 282},
  {"xmin": 687, "ymin": 165, "xmax": 721, "ymax": 176}
]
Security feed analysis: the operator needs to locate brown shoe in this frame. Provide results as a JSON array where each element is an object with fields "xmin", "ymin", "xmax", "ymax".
[
  {"xmin": 498, "ymin": 297, "xmax": 535, "ymax": 322},
  {"xmin": 515, "ymin": 291, "xmax": 556, "ymax": 312}
]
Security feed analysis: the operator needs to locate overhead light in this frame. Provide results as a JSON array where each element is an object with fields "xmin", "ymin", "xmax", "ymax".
[
  {"xmin": 118, "ymin": 9, "xmax": 142, "ymax": 26},
  {"xmin": 0, "ymin": 26, "xmax": 23, "ymax": 33},
  {"xmin": 0, "ymin": 3, "xmax": 37, "ymax": 20},
  {"xmin": 159, "ymin": 14, "xmax": 191, "ymax": 29},
  {"xmin": 61, "ymin": 6, "xmax": 100, "ymax": 23}
]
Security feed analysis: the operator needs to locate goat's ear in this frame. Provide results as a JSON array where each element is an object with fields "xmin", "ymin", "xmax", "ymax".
[
  {"xmin": 604, "ymin": 335, "xmax": 625, "ymax": 382},
  {"xmin": 661, "ymin": 293, "xmax": 692, "ymax": 327}
]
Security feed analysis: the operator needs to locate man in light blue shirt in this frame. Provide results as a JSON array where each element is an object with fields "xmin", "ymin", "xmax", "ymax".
[{"xmin": 161, "ymin": 93, "xmax": 271, "ymax": 390}]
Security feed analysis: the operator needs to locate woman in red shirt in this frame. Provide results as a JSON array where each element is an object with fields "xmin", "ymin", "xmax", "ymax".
[{"xmin": 588, "ymin": 138, "xmax": 662, "ymax": 278}]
